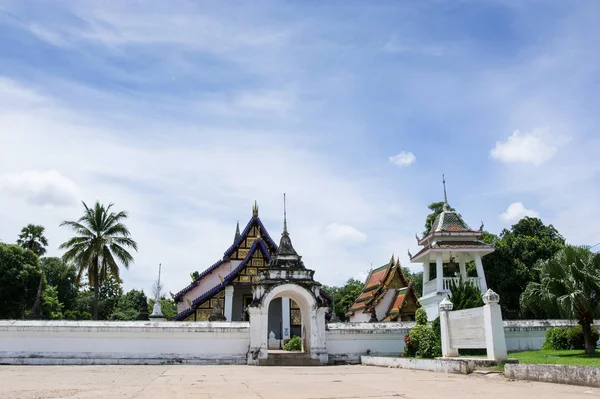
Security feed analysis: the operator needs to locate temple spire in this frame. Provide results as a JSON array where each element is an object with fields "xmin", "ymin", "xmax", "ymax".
[
  {"xmin": 283, "ymin": 193, "xmax": 288, "ymax": 234},
  {"xmin": 442, "ymin": 174, "xmax": 451, "ymax": 212},
  {"xmin": 252, "ymin": 201, "xmax": 259, "ymax": 217},
  {"xmin": 234, "ymin": 221, "xmax": 241, "ymax": 242}
]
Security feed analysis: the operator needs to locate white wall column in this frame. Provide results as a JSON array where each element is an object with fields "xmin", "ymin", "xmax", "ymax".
[
  {"xmin": 474, "ymin": 254, "xmax": 488, "ymax": 292},
  {"xmin": 281, "ymin": 297, "xmax": 291, "ymax": 340},
  {"xmin": 422, "ymin": 262, "xmax": 430, "ymax": 297},
  {"xmin": 458, "ymin": 253, "xmax": 467, "ymax": 280},
  {"xmin": 224, "ymin": 285, "xmax": 234, "ymax": 321},
  {"xmin": 436, "ymin": 253, "xmax": 444, "ymax": 293}
]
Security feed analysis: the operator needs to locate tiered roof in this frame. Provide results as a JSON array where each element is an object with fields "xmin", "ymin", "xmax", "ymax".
[
  {"xmin": 382, "ymin": 284, "xmax": 420, "ymax": 321},
  {"xmin": 346, "ymin": 256, "xmax": 410, "ymax": 318}
]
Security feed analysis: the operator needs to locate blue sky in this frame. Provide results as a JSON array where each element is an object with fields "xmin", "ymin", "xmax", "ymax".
[{"xmin": 1, "ymin": 0, "xmax": 599, "ymax": 295}]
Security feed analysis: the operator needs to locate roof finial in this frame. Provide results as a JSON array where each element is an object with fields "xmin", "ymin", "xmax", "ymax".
[
  {"xmin": 442, "ymin": 174, "xmax": 451, "ymax": 212},
  {"xmin": 234, "ymin": 221, "xmax": 241, "ymax": 242},
  {"xmin": 252, "ymin": 200, "xmax": 259, "ymax": 217},
  {"xmin": 283, "ymin": 193, "xmax": 288, "ymax": 234},
  {"xmin": 443, "ymin": 174, "xmax": 448, "ymax": 204}
]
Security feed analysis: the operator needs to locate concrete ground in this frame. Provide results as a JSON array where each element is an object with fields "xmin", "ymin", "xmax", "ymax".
[{"xmin": 0, "ymin": 365, "xmax": 596, "ymax": 399}]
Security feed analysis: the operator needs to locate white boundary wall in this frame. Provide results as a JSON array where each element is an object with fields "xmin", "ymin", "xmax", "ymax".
[
  {"xmin": 0, "ymin": 320, "xmax": 250, "ymax": 365},
  {"xmin": 0, "ymin": 319, "xmax": 597, "ymax": 365}
]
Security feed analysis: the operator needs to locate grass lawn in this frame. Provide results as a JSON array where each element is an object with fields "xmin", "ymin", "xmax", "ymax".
[{"xmin": 508, "ymin": 349, "xmax": 600, "ymax": 367}]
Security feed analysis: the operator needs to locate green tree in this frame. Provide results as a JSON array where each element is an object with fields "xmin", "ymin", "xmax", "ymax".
[
  {"xmin": 40, "ymin": 257, "xmax": 79, "ymax": 312},
  {"xmin": 403, "ymin": 267, "xmax": 423, "ymax": 298},
  {"xmin": 322, "ymin": 278, "xmax": 364, "ymax": 321},
  {"xmin": 483, "ymin": 217, "xmax": 565, "ymax": 318},
  {"xmin": 521, "ymin": 245, "xmax": 600, "ymax": 355},
  {"xmin": 111, "ymin": 289, "xmax": 147, "ymax": 320},
  {"xmin": 73, "ymin": 275, "xmax": 123, "ymax": 320},
  {"xmin": 16, "ymin": 224, "xmax": 49, "ymax": 257},
  {"xmin": 59, "ymin": 201, "xmax": 138, "ymax": 320},
  {"xmin": 423, "ymin": 201, "xmax": 455, "ymax": 236},
  {"xmin": 42, "ymin": 286, "xmax": 64, "ymax": 319},
  {"xmin": 0, "ymin": 243, "xmax": 42, "ymax": 318}
]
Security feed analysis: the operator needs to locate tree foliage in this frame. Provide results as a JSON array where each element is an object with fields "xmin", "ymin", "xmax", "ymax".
[
  {"xmin": 483, "ymin": 217, "xmax": 565, "ymax": 318},
  {"xmin": 0, "ymin": 243, "xmax": 42, "ymax": 319},
  {"xmin": 16, "ymin": 224, "xmax": 49, "ymax": 257},
  {"xmin": 111, "ymin": 288, "xmax": 147, "ymax": 320},
  {"xmin": 521, "ymin": 245, "xmax": 600, "ymax": 354},
  {"xmin": 322, "ymin": 278, "xmax": 364, "ymax": 321},
  {"xmin": 59, "ymin": 201, "xmax": 138, "ymax": 320},
  {"xmin": 41, "ymin": 257, "xmax": 78, "ymax": 311},
  {"xmin": 403, "ymin": 267, "xmax": 423, "ymax": 298}
]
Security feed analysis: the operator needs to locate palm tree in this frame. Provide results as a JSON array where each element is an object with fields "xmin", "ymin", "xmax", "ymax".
[
  {"xmin": 59, "ymin": 201, "xmax": 138, "ymax": 320},
  {"xmin": 521, "ymin": 245, "xmax": 600, "ymax": 354},
  {"xmin": 17, "ymin": 224, "xmax": 49, "ymax": 257}
]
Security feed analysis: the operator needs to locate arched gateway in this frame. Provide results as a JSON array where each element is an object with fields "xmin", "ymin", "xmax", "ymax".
[{"xmin": 247, "ymin": 200, "xmax": 329, "ymax": 365}]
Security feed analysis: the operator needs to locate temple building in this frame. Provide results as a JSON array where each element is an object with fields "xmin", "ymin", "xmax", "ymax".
[
  {"xmin": 173, "ymin": 202, "xmax": 330, "ymax": 346},
  {"xmin": 346, "ymin": 256, "xmax": 420, "ymax": 322},
  {"xmin": 409, "ymin": 178, "xmax": 495, "ymax": 320}
]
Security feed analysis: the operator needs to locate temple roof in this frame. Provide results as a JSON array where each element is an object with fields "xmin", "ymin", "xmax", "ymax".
[
  {"xmin": 431, "ymin": 206, "xmax": 472, "ymax": 233},
  {"xmin": 173, "ymin": 238, "xmax": 272, "ymax": 320},
  {"xmin": 384, "ymin": 284, "xmax": 420, "ymax": 321},
  {"xmin": 346, "ymin": 257, "xmax": 409, "ymax": 317},
  {"xmin": 173, "ymin": 206, "xmax": 278, "ymax": 302}
]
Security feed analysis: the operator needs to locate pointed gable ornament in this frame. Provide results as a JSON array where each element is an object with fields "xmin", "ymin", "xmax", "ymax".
[{"xmin": 252, "ymin": 201, "xmax": 259, "ymax": 217}]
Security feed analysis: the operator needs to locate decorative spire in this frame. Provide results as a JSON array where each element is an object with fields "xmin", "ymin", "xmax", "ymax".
[
  {"xmin": 442, "ymin": 174, "xmax": 451, "ymax": 212},
  {"xmin": 283, "ymin": 193, "xmax": 288, "ymax": 234},
  {"xmin": 252, "ymin": 201, "xmax": 259, "ymax": 217},
  {"xmin": 234, "ymin": 221, "xmax": 241, "ymax": 242},
  {"xmin": 268, "ymin": 193, "xmax": 304, "ymax": 268}
]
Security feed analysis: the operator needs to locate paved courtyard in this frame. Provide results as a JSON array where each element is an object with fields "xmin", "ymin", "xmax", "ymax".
[{"xmin": 0, "ymin": 365, "xmax": 596, "ymax": 398}]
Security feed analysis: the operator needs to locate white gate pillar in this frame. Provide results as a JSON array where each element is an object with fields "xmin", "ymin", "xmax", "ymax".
[
  {"xmin": 483, "ymin": 289, "xmax": 507, "ymax": 361},
  {"xmin": 439, "ymin": 298, "xmax": 458, "ymax": 357},
  {"xmin": 224, "ymin": 285, "xmax": 234, "ymax": 321}
]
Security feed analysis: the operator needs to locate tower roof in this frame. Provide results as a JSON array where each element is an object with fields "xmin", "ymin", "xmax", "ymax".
[{"xmin": 268, "ymin": 194, "xmax": 305, "ymax": 269}]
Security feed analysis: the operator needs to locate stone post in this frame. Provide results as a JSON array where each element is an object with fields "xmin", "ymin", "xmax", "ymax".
[
  {"xmin": 224, "ymin": 285, "xmax": 234, "ymax": 321},
  {"xmin": 439, "ymin": 298, "xmax": 458, "ymax": 357},
  {"xmin": 482, "ymin": 289, "xmax": 507, "ymax": 361},
  {"xmin": 436, "ymin": 253, "xmax": 444, "ymax": 293}
]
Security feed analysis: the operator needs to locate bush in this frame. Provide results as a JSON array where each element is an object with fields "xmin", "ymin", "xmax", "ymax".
[
  {"xmin": 543, "ymin": 326, "xmax": 600, "ymax": 350},
  {"xmin": 431, "ymin": 317, "xmax": 441, "ymax": 339},
  {"xmin": 284, "ymin": 335, "xmax": 302, "ymax": 351},
  {"xmin": 542, "ymin": 327, "xmax": 569, "ymax": 350},
  {"xmin": 448, "ymin": 278, "xmax": 484, "ymax": 310},
  {"xmin": 415, "ymin": 308, "xmax": 428, "ymax": 326},
  {"xmin": 403, "ymin": 333, "xmax": 417, "ymax": 357},
  {"xmin": 408, "ymin": 324, "xmax": 441, "ymax": 359}
]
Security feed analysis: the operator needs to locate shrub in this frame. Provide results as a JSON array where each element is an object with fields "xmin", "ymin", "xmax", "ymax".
[
  {"xmin": 448, "ymin": 278, "xmax": 484, "ymax": 310},
  {"xmin": 431, "ymin": 317, "xmax": 441, "ymax": 339},
  {"xmin": 408, "ymin": 324, "xmax": 441, "ymax": 359},
  {"xmin": 284, "ymin": 336, "xmax": 302, "ymax": 351},
  {"xmin": 415, "ymin": 308, "xmax": 428, "ymax": 326},
  {"xmin": 403, "ymin": 333, "xmax": 417, "ymax": 357},
  {"xmin": 542, "ymin": 326, "xmax": 600, "ymax": 350}
]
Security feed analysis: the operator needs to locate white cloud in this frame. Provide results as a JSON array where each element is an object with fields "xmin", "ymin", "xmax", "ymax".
[
  {"xmin": 324, "ymin": 223, "xmax": 367, "ymax": 245},
  {"xmin": 389, "ymin": 151, "xmax": 416, "ymax": 167},
  {"xmin": 490, "ymin": 129, "xmax": 567, "ymax": 166},
  {"xmin": 500, "ymin": 202, "xmax": 539, "ymax": 222},
  {"xmin": 0, "ymin": 170, "xmax": 79, "ymax": 208}
]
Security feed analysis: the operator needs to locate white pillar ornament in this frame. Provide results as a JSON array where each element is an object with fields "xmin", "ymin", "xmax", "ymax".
[{"xmin": 224, "ymin": 285, "xmax": 234, "ymax": 321}]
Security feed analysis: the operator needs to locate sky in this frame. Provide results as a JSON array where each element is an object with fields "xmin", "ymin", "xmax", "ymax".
[{"xmin": 1, "ymin": 0, "xmax": 599, "ymax": 297}]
